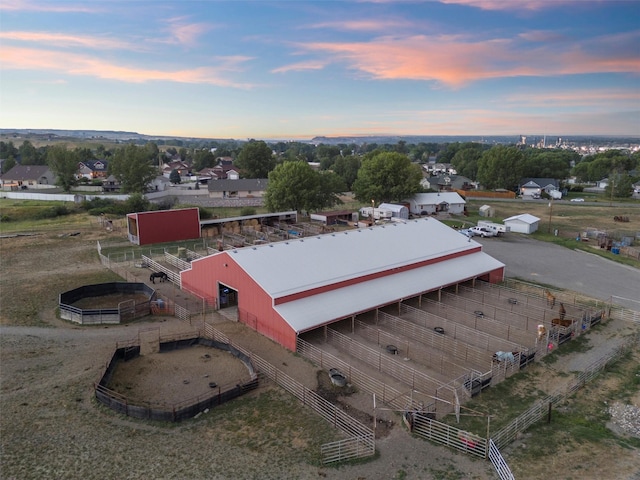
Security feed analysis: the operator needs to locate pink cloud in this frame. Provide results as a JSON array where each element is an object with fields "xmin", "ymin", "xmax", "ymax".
[
  {"xmin": 0, "ymin": 0, "xmax": 102, "ymax": 13},
  {"xmin": 506, "ymin": 89, "xmax": 640, "ymax": 107},
  {"xmin": 290, "ymin": 32, "xmax": 640, "ymax": 87},
  {"xmin": 438, "ymin": 0, "xmax": 558, "ymax": 11},
  {"xmin": 308, "ymin": 19, "xmax": 413, "ymax": 32},
  {"xmin": 0, "ymin": 31, "xmax": 135, "ymax": 50},
  {"xmin": 271, "ymin": 60, "xmax": 328, "ymax": 74},
  {"xmin": 164, "ymin": 16, "xmax": 213, "ymax": 47},
  {"xmin": 0, "ymin": 46, "xmax": 256, "ymax": 88}
]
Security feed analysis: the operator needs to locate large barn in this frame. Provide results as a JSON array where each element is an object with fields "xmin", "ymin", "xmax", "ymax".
[{"xmin": 181, "ymin": 218, "xmax": 505, "ymax": 351}]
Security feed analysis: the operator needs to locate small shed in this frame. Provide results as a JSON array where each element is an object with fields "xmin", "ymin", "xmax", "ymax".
[
  {"xmin": 127, "ymin": 207, "xmax": 201, "ymax": 245},
  {"xmin": 310, "ymin": 210, "xmax": 357, "ymax": 225},
  {"xmin": 479, "ymin": 205, "xmax": 494, "ymax": 217},
  {"xmin": 378, "ymin": 203, "xmax": 410, "ymax": 220},
  {"xmin": 503, "ymin": 214, "xmax": 540, "ymax": 234}
]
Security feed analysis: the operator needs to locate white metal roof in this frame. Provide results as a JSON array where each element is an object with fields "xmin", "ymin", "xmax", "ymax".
[
  {"xmin": 410, "ymin": 192, "xmax": 466, "ymax": 205},
  {"xmin": 228, "ymin": 218, "xmax": 486, "ymax": 299},
  {"xmin": 504, "ymin": 214, "xmax": 540, "ymax": 224},
  {"xmin": 275, "ymin": 251, "xmax": 504, "ymax": 333}
]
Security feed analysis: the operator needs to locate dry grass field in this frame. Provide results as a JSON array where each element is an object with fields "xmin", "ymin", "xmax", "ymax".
[{"xmin": 1, "ymin": 205, "xmax": 639, "ymax": 480}]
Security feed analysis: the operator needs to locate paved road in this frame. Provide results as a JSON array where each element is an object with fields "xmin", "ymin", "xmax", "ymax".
[{"xmin": 475, "ymin": 234, "xmax": 640, "ymax": 311}]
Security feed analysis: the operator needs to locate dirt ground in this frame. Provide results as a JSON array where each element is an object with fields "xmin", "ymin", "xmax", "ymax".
[
  {"xmin": 1, "ymin": 222, "xmax": 639, "ymax": 480},
  {"xmin": 109, "ymin": 345, "xmax": 254, "ymax": 406}
]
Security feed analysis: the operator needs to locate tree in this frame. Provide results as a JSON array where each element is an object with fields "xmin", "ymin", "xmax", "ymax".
[
  {"xmin": 236, "ymin": 140, "xmax": 276, "ymax": 178},
  {"xmin": 451, "ymin": 144, "xmax": 486, "ymax": 180},
  {"xmin": 0, "ymin": 141, "xmax": 18, "ymax": 160},
  {"xmin": 521, "ymin": 149, "xmax": 574, "ymax": 180},
  {"xmin": 109, "ymin": 144, "xmax": 158, "ymax": 193},
  {"xmin": 351, "ymin": 151, "xmax": 423, "ymax": 203},
  {"xmin": 605, "ymin": 172, "xmax": 634, "ymax": 198},
  {"xmin": 332, "ymin": 155, "xmax": 360, "ymax": 190},
  {"xmin": 47, "ymin": 144, "xmax": 78, "ymax": 193},
  {"xmin": 192, "ymin": 149, "xmax": 215, "ymax": 171},
  {"xmin": 477, "ymin": 146, "xmax": 524, "ymax": 190},
  {"xmin": 169, "ymin": 169, "xmax": 181, "ymax": 184},
  {"xmin": 2, "ymin": 157, "xmax": 16, "ymax": 174},
  {"xmin": 265, "ymin": 161, "xmax": 343, "ymax": 212},
  {"xmin": 19, "ymin": 140, "xmax": 42, "ymax": 165}
]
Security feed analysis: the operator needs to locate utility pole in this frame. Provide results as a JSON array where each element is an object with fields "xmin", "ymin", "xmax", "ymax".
[{"xmin": 547, "ymin": 199, "xmax": 553, "ymax": 234}]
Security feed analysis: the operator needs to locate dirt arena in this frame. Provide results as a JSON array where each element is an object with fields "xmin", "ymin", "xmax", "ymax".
[{"xmin": 108, "ymin": 345, "xmax": 254, "ymax": 406}]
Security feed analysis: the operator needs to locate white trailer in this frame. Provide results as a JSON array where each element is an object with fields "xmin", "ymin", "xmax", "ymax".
[
  {"xmin": 477, "ymin": 220, "xmax": 510, "ymax": 236},
  {"xmin": 359, "ymin": 207, "xmax": 393, "ymax": 220}
]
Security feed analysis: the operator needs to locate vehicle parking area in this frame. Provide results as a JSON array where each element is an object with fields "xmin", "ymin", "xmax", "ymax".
[{"xmin": 299, "ymin": 280, "xmax": 602, "ymax": 418}]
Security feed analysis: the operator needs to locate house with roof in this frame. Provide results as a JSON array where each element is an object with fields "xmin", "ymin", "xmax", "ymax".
[
  {"xmin": 1, "ymin": 165, "xmax": 56, "ymax": 189},
  {"xmin": 77, "ymin": 160, "xmax": 108, "ymax": 180},
  {"xmin": 503, "ymin": 214, "xmax": 540, "ymax": 234},
  {"xmin": 520, "ymin": 178, "xmax": 560, "ymax": 198},
  {"xmin": 429, "ymin": 174, "xmax": 476, "ymax": 192},
  {"xmin": 208, "ymin": 178, "xmax": 268, "ymax": 199},
  {"xmin": 407, "ymin": 192, "xmax": 466, "ymax": 216},
  {"xmin": 180, "ymin": 218, "xmax": 505, "ymax": 351}
]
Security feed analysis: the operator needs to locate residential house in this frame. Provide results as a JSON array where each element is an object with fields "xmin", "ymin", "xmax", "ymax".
[
  {"xmin": 208, "ymin": 178, "xmax": 268, "ymax": 199},
  {"xmin": 429, "ymin": 174, "xmax": 477, "ymax": 192},
  {"xmin": 102, "ymin": 174, "xmax": 121, "ymax": 192},
  {"xmin": 407, "ymin": 192, "xmax": 466, "ymax": 216},
  {"xmin": 162, "ymin": 160, "xmax": 190, "ymax": 179},
  {"xmin": 1, "ymin": 164, "xmax": 56, "ymax": 189},
  {"xmin": 77, "ymin": 160, "xmax": 108, "ymax": 180},
  {"xmin": 520, "ymin": 178, "xmax": 560, "ymax": 198}
]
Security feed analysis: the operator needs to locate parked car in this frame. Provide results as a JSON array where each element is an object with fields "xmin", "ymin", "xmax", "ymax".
[
  {"xmin": 459, "ymin": 228, "xmax": 474, "ymax": 238},
  {"xmin": 469, "ymin": 226, "xmax": 497, "ymax": 237},
  {"xmin": 570, "ymin": 198, "xmax": 585, "ymax": 202}
]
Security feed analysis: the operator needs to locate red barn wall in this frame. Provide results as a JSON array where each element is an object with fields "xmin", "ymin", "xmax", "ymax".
[
  {"xmin": 181, "ymin": 253, "xmax": 297, "ymax": 350},
  {"xmin": 136, "ymin": 208, "xmax": 201, "ymax": 245}
]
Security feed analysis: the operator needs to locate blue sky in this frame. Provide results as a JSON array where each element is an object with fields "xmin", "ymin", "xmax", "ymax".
[{"xmin": 1, "ymin": 0, "xmax": 639, "ymax": 139}]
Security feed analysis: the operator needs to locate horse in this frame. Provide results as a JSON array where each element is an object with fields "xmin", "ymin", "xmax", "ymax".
[
  {"xmin": 150, "ymin": 272, "xmax": 168, "ymax": 284},
  {"xmin": 552, "ymin": 317, "xmax": 572, "ymax": 328},
  {"xmin": 537, "ymin": 324, "xmax": 547, "ymax": 340},
  {"xmin": 544, "ymin": 289, "xmax": 556, "ymax": 308},
  {"xmin": 559, "ymin": 303, "xmax": 566, "ymax": 321}
]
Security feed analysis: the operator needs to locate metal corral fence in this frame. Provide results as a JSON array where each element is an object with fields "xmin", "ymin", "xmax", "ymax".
[
  {"xmin": 59, "ymin": 282, "xmax": 155, "ymax": 325},
  {"xmin": 488, "ymin": 439, "xmax": 515, "ymax": 480},
  {"xmin": 324, "ymin": 327, "xmax": 459, "ymax": 415},
  {"xmin": 406, "ymin": 411, "xmax": 487, "ymax": 458},
  {"xmin": 297, "ymin": 337, "xmax": 426, "ymax": 413},
  {"xmin": 95, "ymin": 333, "xmax": 259, "ymax": 422},
  {"xmin": 97, "ymin": 241, "xmax": 214, "ymax": 323},
  {"xmin": 204, "ymin": 324, "xmax": 375, "ymax": 464},
  {"xmin": 491, "ymin": 332, "xmax": 640, "ymax": 450}
]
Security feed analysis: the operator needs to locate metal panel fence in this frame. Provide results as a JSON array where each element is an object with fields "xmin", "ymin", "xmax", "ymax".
[
  {"xmin": 203, "ymin": 324, "xmax": 375, "ymax": 464},
  {"xmin": 325, "ymin": 328, "xmax": 458, "ymax": 413},
  {"xmin": 488, "ymin": 439, "xmax": 515, "ymax": 480},
  {"xmin": 296, "ymin": 337, "xmax": 422, "ymax": 413},
  {"xmin": 409, "ymin": 412, "xmax": 487, "ymax": 458},
  {"xmin": 491, "ymin": 332, "xmax": 640, "ymax": 449},
  {"xmin": 392, "ymin": 307, "xmax": 495, "ymax": 371}
]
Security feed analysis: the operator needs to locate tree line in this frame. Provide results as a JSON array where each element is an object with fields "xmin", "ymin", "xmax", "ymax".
[{"xmin": 1, "ymin": 138, "xmax": 638, "ymax": 211}]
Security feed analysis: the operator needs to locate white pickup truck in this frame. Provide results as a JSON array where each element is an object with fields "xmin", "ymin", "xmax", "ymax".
[{"xmin": 469, "ymin": 226, "xmax": 497, "ymax": 238}]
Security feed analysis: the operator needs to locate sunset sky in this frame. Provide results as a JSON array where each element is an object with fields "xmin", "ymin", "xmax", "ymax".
[{"xmin": 1, "ymin": 0, "xmax": 639, "ymax": 139}]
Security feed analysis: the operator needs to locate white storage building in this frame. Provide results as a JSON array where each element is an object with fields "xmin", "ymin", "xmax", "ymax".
[{"xmin": 503, "ymin": 214, "xmax": 540, "ymax": 234}]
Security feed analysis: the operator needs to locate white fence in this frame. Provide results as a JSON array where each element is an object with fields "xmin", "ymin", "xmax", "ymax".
[{"xmin": 488, "ymin": 439, "xmax": 515, "ymax": 480}]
